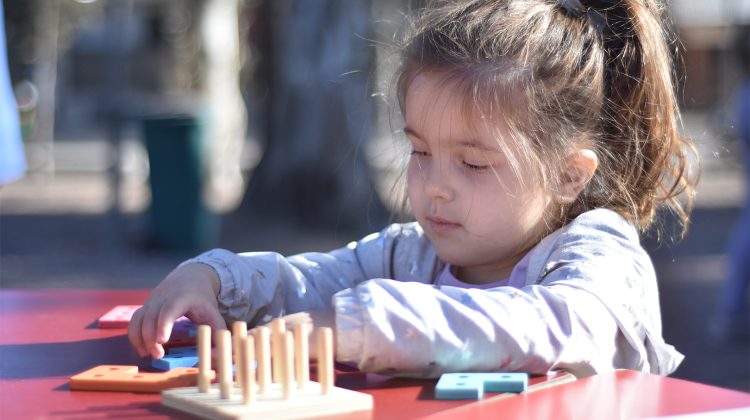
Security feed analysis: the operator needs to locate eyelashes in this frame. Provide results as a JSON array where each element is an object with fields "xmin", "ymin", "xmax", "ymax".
[
  {"xmin": 409, "ymin": 149, "xmax": 490, "ymax": 172},
  {"xmin": 462, "ymin": 161, "xmax": 490, "ymax": 171}
]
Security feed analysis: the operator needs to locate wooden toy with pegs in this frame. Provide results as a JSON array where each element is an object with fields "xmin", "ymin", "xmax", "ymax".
[{"xmin": 161, "ymin": 322, "xmax": 373, "ymax": 419}]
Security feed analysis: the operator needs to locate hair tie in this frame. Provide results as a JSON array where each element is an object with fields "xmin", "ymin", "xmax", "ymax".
[
  {"xmin": 558, "ymin": 0, "xmax": 586, "ymax": 17},
  {"xmin": 557, "ymin": 0, "xmax": 608, "ymax": 34}
]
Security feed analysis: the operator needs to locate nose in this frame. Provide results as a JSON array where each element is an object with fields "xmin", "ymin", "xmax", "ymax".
[{"xmin": 423, "ymin": 160, "xmax": 454, "ymax": 201}]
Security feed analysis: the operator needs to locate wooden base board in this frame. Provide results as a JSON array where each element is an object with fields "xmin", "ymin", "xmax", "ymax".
[{"xmin": 162, "ymin": 381, "xmax": 373, "ymax": 420}]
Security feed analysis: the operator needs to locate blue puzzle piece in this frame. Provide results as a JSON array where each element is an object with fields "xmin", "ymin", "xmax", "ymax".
[
  {"xmin": 435, "ymin": 374, "xmax": 483, "ymax": 400},
  {"xmin": 435, "ymin": 372, "xmax": 529, "ymax": 400},
  {"xmin": 480, "ymin": 372, "xmax": 528, "ymax": 393},
  {"xmin": 167, "ymin": 346, "xmax": 197, "ymax": 356},
  {"xmin": 151, "ymin": 354, "xmax": 199, "ymax": 371}
]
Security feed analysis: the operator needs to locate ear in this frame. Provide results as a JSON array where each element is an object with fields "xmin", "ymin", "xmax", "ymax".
[{"xmin": 556, "ymin": 149, "xmax": 598, "ymax": 204}]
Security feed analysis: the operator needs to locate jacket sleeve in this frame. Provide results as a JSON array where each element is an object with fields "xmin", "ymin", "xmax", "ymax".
[
  {"xmin": 530, "ymin": 210, "xmax": 684, "ymax": 376},
  {"xmin": 334, "ymin": 278, "xmax": 621, "ymax": 378},
  {"xmin": 180, "ymin": 223, "xmax": 436, "ymax": 326}
]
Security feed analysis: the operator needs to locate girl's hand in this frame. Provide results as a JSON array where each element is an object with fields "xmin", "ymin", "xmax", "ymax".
[{"xmin": 128, "ymin": 263, "xmax": 226, "ymax": 359}]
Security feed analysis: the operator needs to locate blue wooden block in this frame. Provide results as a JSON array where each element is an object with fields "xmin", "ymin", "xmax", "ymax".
[
  {"xmin": 435, "ymin": 373, "xmax": 484, "ymax": 400},
  {"xmin": 167, "ymin": 346, "xmax": 197, "ymax": 356},
  {"xmin": 434, "ymin": 372, "xmax": 529, "ymax": 400},
  {"xmin": 151, "ymin": 354, "xmax": 199, "ymax": 371},
  {"xmin": 479, "ymin": 372, "xmax": 528, "ymax": 393}
]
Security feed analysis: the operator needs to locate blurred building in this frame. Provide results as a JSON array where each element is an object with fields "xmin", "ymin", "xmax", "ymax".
[
  {"xmin": 5, "ymin": 0, "xmax": 206, "ymax": 140},
  {"xmin": 671, "ymin": 0, "xmax": 750, "ymax": 108}
]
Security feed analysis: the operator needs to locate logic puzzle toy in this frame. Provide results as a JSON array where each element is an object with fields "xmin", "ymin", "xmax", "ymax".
[{"xmin": 161, "ymin": 320, "xmax": 373, "ymax": 419}]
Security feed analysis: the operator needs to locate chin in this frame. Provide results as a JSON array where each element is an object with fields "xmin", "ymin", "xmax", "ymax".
[{"xmin": 431, "ymin": 247, "xmax": 473, "ymax": 268}]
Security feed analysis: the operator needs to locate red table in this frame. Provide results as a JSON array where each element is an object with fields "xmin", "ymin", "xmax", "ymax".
[{"xmin": 1, "ymin": 289, "xmax": 749, "ymax": 419}]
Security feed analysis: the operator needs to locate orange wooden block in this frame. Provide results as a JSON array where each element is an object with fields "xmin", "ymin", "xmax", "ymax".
[{"xmin": 69, "ymin": 365, "xmax": 215, "ymax": 393}]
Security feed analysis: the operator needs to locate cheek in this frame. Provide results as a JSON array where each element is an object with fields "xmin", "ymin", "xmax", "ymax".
[{"xmin": 406, "ymin": 161, "xmax": 422, "ymax": 201}]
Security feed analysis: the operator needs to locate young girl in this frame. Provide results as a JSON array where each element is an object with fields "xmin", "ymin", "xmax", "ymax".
[{"xmin": 129, "ymin": 0, "xmax": 697, "ymax": 378}]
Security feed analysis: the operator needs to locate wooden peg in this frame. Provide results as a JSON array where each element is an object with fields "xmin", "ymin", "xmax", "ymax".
[
  {"xmin": 215, "ymin": 329, "xmax": 233, "ymax": 399},
  {"xmin": 282, "ymin": 331, "xmax": 294, "ymax": 399},
  {"xmin": 232, "ymin": 321, "xmax": 248, "ymax": 389},
  {"xmin": 270, "ymin": 318, "xmax": 286, "ymax": 383},
  {"xmin": 253, "ymin": 326, "xmax": 271, "ymax": 394},
  {"xmin": 241, "ymin": 335, "xmax": 256, "ymax": 405},
  {"xmin": 317, "ymin": 327, "xmax": 333, "ymax": 395},
  {"xmin": 197, "ymin": 325, "xmax": 211, "ymax": 393},
  {"xmin": 293, "ymin": 323, "xmax": 309, "ymax": 389}
]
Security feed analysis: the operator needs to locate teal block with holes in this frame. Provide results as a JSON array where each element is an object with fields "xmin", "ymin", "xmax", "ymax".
[
  {"xmin": 480, "ymin": 372, "xmax": 528, "ymax": 393},
  {"xmin": 435, "ymin": 373, "xmax": 484, "ymax": 400},
  {"xmin": 435, "ymin": 372, "xmax": 529, "ymax": 400}
]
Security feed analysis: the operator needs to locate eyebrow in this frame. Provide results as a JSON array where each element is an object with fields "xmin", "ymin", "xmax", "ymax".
[
  {"xmin": 403, "ymin": 126, "xmax": 422, "ymax": 140},
  {"xmin": 403, "ymin": 126, "xmax": 500, "ymax": 153}
]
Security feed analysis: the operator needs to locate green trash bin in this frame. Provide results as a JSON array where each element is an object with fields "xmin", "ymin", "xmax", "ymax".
[{"xmin": 141, "ymin": 115, "xmax": 219, "ymax": 251}]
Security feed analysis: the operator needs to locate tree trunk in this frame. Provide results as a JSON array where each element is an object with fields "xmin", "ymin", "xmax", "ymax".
[
  {"xmin": 202, "ymin": 0, "xmax": 248, "ymax": 212},
  {"xmin": 242, "ymin": 0, "xmax": 388, "ymax": 236}
]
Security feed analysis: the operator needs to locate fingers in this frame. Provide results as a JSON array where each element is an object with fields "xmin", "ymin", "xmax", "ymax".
[
  {"xmin": 184, "ymin": 300, "xmax": 227, "ymax": 332},
  {"xmin": 203, "ymin": 305, "xmax": 228, "ymax": 331},
  {"xmin": 140, "ymin": 303, "xmax": 163, "ymax": 358},
  {"xmin": 152, "ymin": 299, "xmax": 226, "ymax": 359},
  {"xmin": 128, "ymin": 307, "xmax": 148, "ymax": 358},
  {"xmin": 128, "ymin": 265, "xmax": 224, "ymax": 359},
  {"xmin": 156, "ymin": 300, "xmax": 183, "ymax": 344}
]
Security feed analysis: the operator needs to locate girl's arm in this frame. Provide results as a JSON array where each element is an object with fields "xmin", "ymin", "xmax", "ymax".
[
  {"xmin": 128, "ymin": 222, "xmax": 436, "ymax": 359},
  {"xmin": 184, "ymin": 222, "xmax": 435, "ymax": 326},
  {"xmin": 333, "ymin": 277, "xmax": 622, "ymax": 378}
]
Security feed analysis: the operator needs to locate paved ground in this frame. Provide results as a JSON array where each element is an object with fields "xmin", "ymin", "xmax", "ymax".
[{"xmin": 1, "ymin": 138, "xmax": 748, "ymax": 392}]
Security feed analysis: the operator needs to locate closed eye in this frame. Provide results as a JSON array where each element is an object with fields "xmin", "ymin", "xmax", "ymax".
[
  {"xmin": 462, "ymin": 161, "xmax": 490, "ymax": 171},
  {"xmin": 410, "ymin": 149, "xmax": 429, "ymax": 157}
]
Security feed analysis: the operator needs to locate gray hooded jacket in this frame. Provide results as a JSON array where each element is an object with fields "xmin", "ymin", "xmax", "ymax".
[{"xmin": 184, "ymin": 208, "xmax": 683, "ymax": 378}]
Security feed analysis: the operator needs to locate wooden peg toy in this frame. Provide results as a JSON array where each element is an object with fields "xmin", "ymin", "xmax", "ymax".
[{"xmin": 161, "ymin": 321, "xmax": 372, "ymax": 419}]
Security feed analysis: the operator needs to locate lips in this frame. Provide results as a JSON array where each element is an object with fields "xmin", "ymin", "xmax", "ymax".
[{"xmin": 426, "ymin": 215, "xmax": 460, "ymax": 233}]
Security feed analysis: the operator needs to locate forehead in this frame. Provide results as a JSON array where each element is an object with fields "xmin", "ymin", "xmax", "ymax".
[
  {"xmin": 405, "ymin": 72, "xmax": 464, "ymax": 118},
  {"xmin": 404, "ymin": 72, "xmax": 505, "ymax": 148}
]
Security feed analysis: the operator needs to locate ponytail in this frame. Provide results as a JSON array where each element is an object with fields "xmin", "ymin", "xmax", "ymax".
[{"xmin": 575, "ymin": 0, "xmax": 697, "ymax": 236}]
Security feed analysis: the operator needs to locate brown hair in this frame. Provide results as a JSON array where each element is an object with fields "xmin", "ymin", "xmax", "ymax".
[{"xmin": 396, "ymin": 0, "xmax": 698, "ymax": 237}]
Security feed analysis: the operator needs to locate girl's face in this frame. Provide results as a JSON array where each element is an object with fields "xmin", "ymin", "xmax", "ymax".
[{"xmin": 405, "ymin": 72, "xmax": 551, "ymax": 283}]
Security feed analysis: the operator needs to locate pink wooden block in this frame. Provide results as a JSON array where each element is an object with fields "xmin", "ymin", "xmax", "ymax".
[{"xmin": 97, "ymin": 305, "xmax": 141, "ymax": 328}]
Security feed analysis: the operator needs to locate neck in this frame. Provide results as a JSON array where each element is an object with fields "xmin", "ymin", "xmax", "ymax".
[{"xmin": 452, "ymin": 257, "xmax": 520, "ymax": 284}]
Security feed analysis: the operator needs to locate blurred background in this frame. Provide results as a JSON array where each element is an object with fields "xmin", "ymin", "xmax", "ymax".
[{"xmin": 0, "ymin": 0, "xmax": 747, "ymax": 392}]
